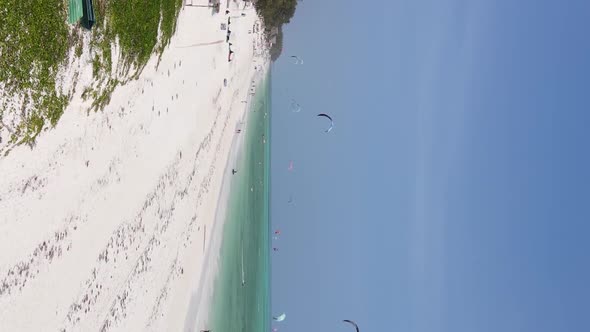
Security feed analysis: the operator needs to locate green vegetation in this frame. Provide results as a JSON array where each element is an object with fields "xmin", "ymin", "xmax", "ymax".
[
  {"xmin": 0, "ymin": 0, "xmax": 69, "ymax": 145},
  {"xmin": 0, "ymin": 0, "xmax": 183, "ymax": 151},
  {"xmin": 86, "ymin": 0, "xmax": 182, "ymax": 112},
  {"xmin": 254, "ymin": 0, "xmax": 298, "ymax": 28},
  {"xmin": 87, "ymin": 78, "xmax": 119, "ymax": 111},
  {"xmin": 105, "ymin": 0, "xmax": 182, "ymax": 71},
  {"xmin": 110, "ymin": 0, "xmax": 163, "ymax": 69},
  {"xmin": 254, "ymin": 0, "xmax": 298, "ymax": 61},
  {"xmin": 159, "ymin": 0, "xmax": 183, "ymax": 54}
]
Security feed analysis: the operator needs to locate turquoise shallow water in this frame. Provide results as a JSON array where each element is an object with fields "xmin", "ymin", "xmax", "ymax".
[{"xmin": 208, "ymin": 72, "xmax": 271, "ymax": 331}]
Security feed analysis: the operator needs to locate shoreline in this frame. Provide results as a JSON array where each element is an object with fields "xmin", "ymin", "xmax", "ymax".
[{"xmin": 183, "ymin": 61, "xmax": 270, "ymax": 332}]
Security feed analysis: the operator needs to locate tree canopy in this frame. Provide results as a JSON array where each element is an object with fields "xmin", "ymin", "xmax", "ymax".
[
  {"xmin": 254, "ymin": 0, "xmax": 298, "ymax": 61},
  {"xmin": 255, "ymin": 0, "xmax": 297, "ymax": 27}
]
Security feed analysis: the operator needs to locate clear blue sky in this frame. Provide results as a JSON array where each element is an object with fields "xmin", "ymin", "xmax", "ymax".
[{"xmin": 270, "ymin": 1, "xmax": 590, "ymax": 331}]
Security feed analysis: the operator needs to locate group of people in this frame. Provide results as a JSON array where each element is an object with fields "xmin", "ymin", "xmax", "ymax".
[
  {"xmin": 224, "ymin": 10, "xmax": 248, "ymax": 61},
  {"xmin": 225, "ymin": 14, "xmax": 235, "ymax": 62},
  {"xmin": 228, "ymin": 43, "xmax": 234, "ymax": 62}
]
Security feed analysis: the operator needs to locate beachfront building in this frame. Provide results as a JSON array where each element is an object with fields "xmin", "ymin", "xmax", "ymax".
[{"xmin": 68, "ymin": 0, "xmax": 95, "ymax": 29}]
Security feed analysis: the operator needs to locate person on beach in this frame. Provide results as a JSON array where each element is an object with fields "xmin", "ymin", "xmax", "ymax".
[{"xmin": 232, "ymin": 169, "xmax": 238, "ymax": 175}]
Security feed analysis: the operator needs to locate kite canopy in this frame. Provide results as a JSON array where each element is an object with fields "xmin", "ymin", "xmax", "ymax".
[
  {"xmin": 317, "ymin": 113, "xmax": 334, "ymax": 133},
  {"xmin": 290, "ymin": 55, "xmax": 303, "ymax": 65},
  {"xmin": 290, "ymin": 99, "xmax": 301, "ymax": 113},
  {"xmin": 343, "ymin": 320, "xmax": 360, "ymax": 332},
  {"xmin": 274, "ymin": 313, "xmax": 286, "ymax": 322}
]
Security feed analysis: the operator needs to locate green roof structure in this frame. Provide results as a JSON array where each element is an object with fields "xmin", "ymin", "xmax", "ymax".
[
  {"xmin": 68, "ymin": 0, "xmax": 83, "ymax": 24},
  {"xmin": 68, "ymin": 0, "xmax": 95, "ymax": 29}
]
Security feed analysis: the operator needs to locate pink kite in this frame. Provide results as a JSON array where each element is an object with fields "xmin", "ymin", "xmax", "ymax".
[{"xmin": 288, "ymin": 160, "xmax": 294, "ymax": 171}]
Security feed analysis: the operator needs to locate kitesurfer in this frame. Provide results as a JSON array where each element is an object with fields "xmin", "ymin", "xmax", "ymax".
[
  {"xmin": 317, "ymin": 113, "xmax": 334, "ymax": 133},
  {"xmin": 343, "ymin": 320, "xmax": 360, "ymax": 332}
]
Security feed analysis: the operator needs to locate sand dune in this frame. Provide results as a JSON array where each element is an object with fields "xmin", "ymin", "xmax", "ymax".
[{"xmin": 0, "ymin": 3, "xmax": 268, "ymax": 331}]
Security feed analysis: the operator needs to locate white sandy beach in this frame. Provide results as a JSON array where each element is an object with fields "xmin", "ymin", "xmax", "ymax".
[{"xmin": 0, "ymin": 2, "xmax": 268, "ymax": 331}]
